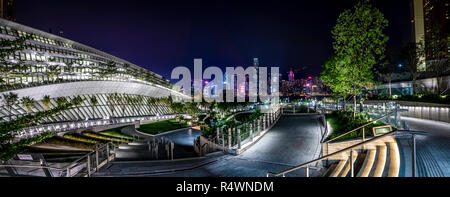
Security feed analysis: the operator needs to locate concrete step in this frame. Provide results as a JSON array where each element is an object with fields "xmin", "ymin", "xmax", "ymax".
[
  {"xmin": 115, "ymin": 149, "xmax": 154, "ymax": 160},
  {"xmin": 94, "ymin": 151, "xmax": 227, "ymax": 177},
  {"xmin": 384, "ymin": 142, "xmax": 400, "ymax": 177},
  {"xmin": 369, "ymin": 145, "xmax": 387, "ymax": 177},
  {"xmin": 338, "ymin": 150, "xmax": 358, "ymax": 177},
  {"xmin": 322, "ymin": 163, "xmax": 338, "ymax": 177},
  {"xmin": 128, "ymin": 142, "xmax": 148, "ymax": 146},
  {"xmin": 329, "ymin": 159, "xmax": 347, "ymax": 177},
  {"xmin": 118, "ymin": 144, "xmax": 148, "ymax": 150},
  {"xmin": 357, "ymin": 149, "xmax": 376, "ymax": 177}
]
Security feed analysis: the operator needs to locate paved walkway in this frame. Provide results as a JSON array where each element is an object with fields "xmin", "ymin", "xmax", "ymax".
[
  {"xmin": 157, "ymin": 128, "xmax": 202, "ymax": 147},
  {"xmin": 120, "ymin": 126, "xmax": 203, "ymax": 159},
  {"xmin": 397, "ymin": 117, "xmax": 450, "ymax": 177},
  {"xmin": 95, "ymin": 115, "xmax": 325, "ymax": 177}
]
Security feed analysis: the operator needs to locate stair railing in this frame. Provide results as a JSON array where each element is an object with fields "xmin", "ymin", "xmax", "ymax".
[
  {"xmin": 324, "ymin": 110, "xmax": 397, "ymax": 144},
  {"xmin": 267, "ymin": 130, "xmax": 426, "ymax": 177},
  {"xmin": 0, "ymin": 142, "xmax": 117, "ymax": 177}
]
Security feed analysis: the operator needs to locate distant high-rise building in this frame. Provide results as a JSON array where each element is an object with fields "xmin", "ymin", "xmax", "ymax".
[
  {"xmin": 422, "ymin": 0, "xmax": 449, "ymax": 59},
  {"xmin": 288, "ymin": 68, "xmax": 294, "ymax": 82},
  {"xmin": 253, "ymin": 58, "xmax": 259, "ymax": 68},
  {"xmin": 411, "ymin": 0, "xmax": 449, "ymax": 71},
  {"xmin": 0, "ymin": 0, "xmax": 15, "ymax": 21}
]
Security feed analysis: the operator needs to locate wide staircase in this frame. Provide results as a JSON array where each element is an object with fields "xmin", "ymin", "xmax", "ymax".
[
  {"xmin": 321, "ymin": 139, "xmax": 400, "ymax": 177},
  {"xmin": 266, "ymin": 111, "xmax": 410, "ymax": 178}
]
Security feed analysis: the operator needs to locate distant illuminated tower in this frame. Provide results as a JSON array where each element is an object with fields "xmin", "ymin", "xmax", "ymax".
[
  {"xmin": 251, "ymin": 58, "xmax": 259, "ymax": 99},
  {"xmin": 288, "ymin": 68, "xmax": 294, "ymax": 82},
  {"xmin": 253, "ymin": 58, "xmax": 259, "ymax": 68},
  {"xmin": 410, "ymin": 0, "xmax": 449, "ymax": 71}
]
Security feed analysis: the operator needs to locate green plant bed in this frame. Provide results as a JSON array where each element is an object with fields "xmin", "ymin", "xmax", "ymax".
[
  {"xmin": 99, "ymin": 127, "xmax": 135, "ymax": 140},
  {"xmin": 137, "ymin": 119, "xmax": 188, "ymax": 135},
  {"xmin": 45, "ymin": 136, "xmax": 97, "ymax": 150},
  {"xmin": 63, "ymin": 134, "xmax": 100, "ymax": 144},
  {"xmin": 100, "ymin": 130, "xmax": 135, "ymax": 140},
  {"xmin": 326, "ymin": 110, "xmax": 392, "ymax": 142},
  {"xmin": 82, "ymin": 132, "xmax": 130, "ymax": 143}
]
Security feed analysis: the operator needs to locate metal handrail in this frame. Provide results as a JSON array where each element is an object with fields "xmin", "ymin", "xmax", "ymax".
[
  {"xmin": 323, "ymin": 110, "xmax": 397, "ymax": 143},
  {"xmin": 267, "ymin": 130, "xmax": 423, "ymax": 177},
  {"xmin": 0, "ymin": 142, "xmax": 116, "ymax": 176}
]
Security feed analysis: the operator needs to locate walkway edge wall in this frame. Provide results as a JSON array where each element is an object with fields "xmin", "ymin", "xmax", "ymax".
[{"xmin": 234, "ymin": 111, "xmax": 282, "ymax": 155}]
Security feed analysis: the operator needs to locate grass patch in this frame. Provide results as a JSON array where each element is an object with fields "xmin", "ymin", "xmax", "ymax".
[
  {"xmin": 82, "ymin": 133, "xmax": 130, "ymax": 143},
  {"xmin": 45, "ymin": 136, "xmax": 97, "ymax": 150},
  {"xmin": 326, "ymin": 110, "xmax": 391, "ymax": 142},
  {"xmin": 63, "ymin": 134, "xmax": 99, "ymax": 144},
  {"xmin": 99, "ymin": 127, "xmax": 135, "ymax": 140},
  {"xmin": 138, "ymin": 119, "xmax": 188, "ymax": 135}
]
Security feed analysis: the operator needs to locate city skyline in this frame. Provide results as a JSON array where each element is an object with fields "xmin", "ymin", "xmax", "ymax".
[
  {"xmin": 1, "ymin": 0, "xmax": 450, "ymax": 188},
  {"xmin": 14, "ymin": 0, "xmax": 412, "ymax": 81}
]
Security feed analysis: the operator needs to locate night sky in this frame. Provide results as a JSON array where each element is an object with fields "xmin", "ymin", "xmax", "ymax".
[{"xmin": 16, "ymin": 0, "xmax": 411, "ymax": 81}]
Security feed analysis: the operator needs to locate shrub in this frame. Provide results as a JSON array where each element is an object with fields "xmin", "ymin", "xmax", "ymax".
[{"xmin": 326, "ymin": 110, "xmax": 389, "ymax": 141}]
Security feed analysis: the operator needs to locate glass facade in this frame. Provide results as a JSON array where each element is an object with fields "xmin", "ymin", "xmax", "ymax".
[
  {"xmin": 0, "ymin": 20, "xmax": 172, "ymax": 90},
  {"xmin": 0, "ymin": 19, "xmax": 189, "ymax": 130}
]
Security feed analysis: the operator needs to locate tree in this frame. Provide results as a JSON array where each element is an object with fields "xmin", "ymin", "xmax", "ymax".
[
  {"xmin": 400, "ymin": 42, "xmax": 425, "ymax": 94},
  {"xmin": 115, "ymin": 94, "xmax": 126, "ymax": 116},
  {"xmin": 71, "ymin": 96, "xmax": 84, "ymax": 120},
  {"xmin": 55, "ymin": 97, "xmax": 67, "ymax": 107},
  {"xmin": 146, "ymin": 97, "xmax": 157, "ymax": 115},
  {"xmin": 330, "ymin": 0, "xmax": 388, "ymax": 117},
  {"xmin": 89, "ymin": 96, "xmax": 99, "ymax": 118},
  {"xmin": 20, "ymin": 96, "xmax": 35, "ymax": 114},
  {"xmin": 106, "ymin": 94, "xmax": 117, "ymax": 117},
  {"xmin": 320, "ymin": 55, "xmax": 353, "ymax": 110},
  {"xmin": 183, "ymin": 102, "xmax": 200, "ymax": 119},
  {"xmin": 376, "ymin": 48, "xmax": 397, "ymax": 97},
  {"xmin": 0, "ymin": 99, "xmax": 78, "ymax": 161},
  {"xmin": 42, "ymin": 95, "xmax": 51, "ymax": 111},
  {"xmin": 2, "ymin": 92, "xmax": 18, "ymax": 119}
]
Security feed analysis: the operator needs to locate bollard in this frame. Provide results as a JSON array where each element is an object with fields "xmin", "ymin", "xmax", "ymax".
[
  {"xmin": 412, "ymin": 134, "xmax": 416, "ymax": 177},
  {"xmin": 350, "ymin": 150, "xmax": 354, "ymax": 177},
  {"xmin": 66, "ymin": 167, "xmax": 71, "ymax": 177},
  {"xmin": 306, "ymin": 165, "xmax": 309, "ymax": 177},
  {"xmin": 221, "ymin": 128, "xmax": 225, "ymax": 151},
  {"xmin": 95, "ymin": 146, "xmax": 99, "ymax": 170},
  {"xmin": 216, "ymin": 128, "xmax": 220, "ymax": 144},
  {"xmin": 258, "ymin": 119, "xmax": 261, "ymax": 135},
  {"xmin": 170, "ymin": 142, "xmax": 174, "ymax": 160},
  {"xmin": 249, "ymin": 123, "xmax": 253, "ymax": 141},
  {"xmin": 237, "ymin": 128, "xmax": 241, "ymax": 149},
  {"xmin": 154, "ymin": 143, "xmax": 159, "ymax": 160},
  {"xmin": 106, "ymin": 143, "xmax": 110, "ymax": 162},
  {"xmin": 166, "ymin": 143, "xmax": 170, "ymax": 159},
  {"xmin": 228, "ymin": 128, "xmax": 232, "ymax": 148},
  {"xmin": 87, "ymin": 154, "xmax": 91, "ymax": 177}
]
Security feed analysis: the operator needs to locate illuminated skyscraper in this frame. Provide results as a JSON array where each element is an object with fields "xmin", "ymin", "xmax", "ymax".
[
  {"xmin": 288, "ymin": 68, "xmax": 294, "ymax": 82},
  {"xmin": 411, "ymin": 0, "xmax": 449, "ymax": 71}
]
